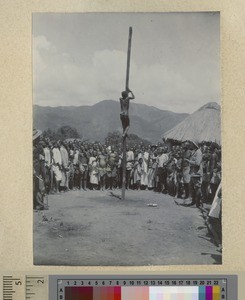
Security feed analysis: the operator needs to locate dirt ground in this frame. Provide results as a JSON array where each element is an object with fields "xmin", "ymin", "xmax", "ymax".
[{"xmin": 33, "ymin": 189, "xmax": 221, "ymax": 266}]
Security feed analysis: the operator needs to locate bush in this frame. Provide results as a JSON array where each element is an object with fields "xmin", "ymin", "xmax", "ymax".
[{"xmin": 43, "ymin": 126, "xmax": 80, "ymax": 141}]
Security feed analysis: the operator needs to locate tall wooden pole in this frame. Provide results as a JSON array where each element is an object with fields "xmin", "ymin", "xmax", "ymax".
[
  {"xmin": 122, "ymin": 26, "xmax": 132, "ymax": 201},
  {"xmin": 125, "ymin": 27, "xmax": 132, "ymax": 90}
]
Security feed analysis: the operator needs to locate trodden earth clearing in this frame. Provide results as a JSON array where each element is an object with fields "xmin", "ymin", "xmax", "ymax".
[{"xmin": 33, "ymin": 189, "xmax": 221, "ymax": 266}]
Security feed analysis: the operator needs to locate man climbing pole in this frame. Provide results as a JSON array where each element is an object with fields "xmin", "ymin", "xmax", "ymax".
[
  {"xmin": 120, "ymin": 88, "xmax": 135, "ymax": 138},
  {"xmin": 120, "ymin": 26, "xmax": 133, "ymax": 200}
]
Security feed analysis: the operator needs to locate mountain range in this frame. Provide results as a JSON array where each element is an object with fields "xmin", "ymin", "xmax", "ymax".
[{"xmin": 33, "ymin": 100, "xmax": 189, "ymax": 142}]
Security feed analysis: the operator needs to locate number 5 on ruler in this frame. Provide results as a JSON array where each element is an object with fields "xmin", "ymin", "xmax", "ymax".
[{"xmin": 3, "ymin": 275, "xmax": 48, "ymax": 300}]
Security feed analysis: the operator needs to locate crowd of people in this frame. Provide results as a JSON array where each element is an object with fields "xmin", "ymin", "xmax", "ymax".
[{"xmin": 33, "ymin": 129, "xmax": 221, "ymax": 211}]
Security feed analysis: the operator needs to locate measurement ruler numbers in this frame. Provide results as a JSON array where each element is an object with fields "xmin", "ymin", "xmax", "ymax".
[
  {"xmin": 2, "ymin": 275, "xmax": 237, "ymax": 300},
  {"xmin": 3, "ymin": 275, "xmax": 48, "ymax": 300}
]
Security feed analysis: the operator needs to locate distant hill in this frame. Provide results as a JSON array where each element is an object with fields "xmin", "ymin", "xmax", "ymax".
[{"xmin": 33, "ymin": 100, "xmax": 188, "ymax": 143}]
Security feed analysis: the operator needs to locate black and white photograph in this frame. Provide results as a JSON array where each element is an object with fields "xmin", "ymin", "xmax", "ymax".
[{"xmin": 33, "ymin": 12, "xmax": 221, "ymax": 266}]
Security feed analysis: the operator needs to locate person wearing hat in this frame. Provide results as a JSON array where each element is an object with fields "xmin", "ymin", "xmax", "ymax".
[
  {"xmin": 188, "ymin": 141, "xmax": 203, "ymax": 175},
  {"xmin": 33, "ymin": 128, "xmax": 42, "ymax": 143}
]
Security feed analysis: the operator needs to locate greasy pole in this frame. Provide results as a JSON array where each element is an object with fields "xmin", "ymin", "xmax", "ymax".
[{"xmin": 122, "ymin": 26, "xmax": 132, "ymax": 201}]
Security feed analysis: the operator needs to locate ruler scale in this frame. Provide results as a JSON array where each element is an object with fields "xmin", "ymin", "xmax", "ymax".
[
  {"xmin": 25, "ymin": 276, "xmax": 48, "ymax": 300},
  {"xmin": 2, "ymin": 275, "xmax": 48, "ymax": 300},
  {"xmin": 2, "ymin": 275, "xmax": 237, "ymax": 299},
  {"xmin": 3, "ymin": 275, "xmax": 25, "ymax": 300}
]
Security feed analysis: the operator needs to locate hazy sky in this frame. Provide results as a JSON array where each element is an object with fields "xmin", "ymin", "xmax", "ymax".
[{"xmin": 33, "ymin": 12, "xmax": 220, "ymax": 113}]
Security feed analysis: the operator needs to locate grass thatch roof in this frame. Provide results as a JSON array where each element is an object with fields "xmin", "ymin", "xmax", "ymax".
[{"xmin": 163, "ymin": 102, "xmax": 221, "ymax": 144}]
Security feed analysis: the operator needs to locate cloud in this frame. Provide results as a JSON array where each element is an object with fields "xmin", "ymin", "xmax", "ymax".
[
  {"xmin": 33, "ymin": 35, "xmax": 219, "ymax": 113},
  {"xmin": 33, "ymin": 36, "xmax": 126, "ymax": 106}
]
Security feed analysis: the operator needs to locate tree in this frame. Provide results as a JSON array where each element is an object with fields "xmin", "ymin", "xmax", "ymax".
[
  {"xmin": 56, "ymin": 126, "xmax": 80, "ymax": 140},
  {"xmin": 42, "ymin": 128, "xmax": 57, "ymax": 141},
  {"xmin": 42, "ymin": 126, "xmax": 80, "ymax": 141},
  {"xmin": 105, "ymin": 131, "xmax": 150, "ymax": 150},
  {"xmin": 105, "ymin": 131, "xmax": 121, "ymax": 148}
]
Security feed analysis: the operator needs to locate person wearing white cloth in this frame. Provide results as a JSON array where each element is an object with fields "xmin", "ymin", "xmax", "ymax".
[
  {"xmin": 141, "ymin": 149, "xmax": 149, "ymax": 187},
  {"xmin": 89, "ymin": 151, "xmax": 99, "ymax": 188},
  {"xmin": 43, "ymin": 141, "xmax": 52, "ymax": 194},
  {"xmin": 52, "ymin": 143, "xmax": 62, "ymax": 193},
  {"xmin": 185, "ymin": 141, "xmax": 203, "ymax": 205},
  {"xmin": 209, "ymin": 183, "xmax": 222, "ymax": 219},
  {"xmin": 207, "ymin": 183, "xmax": 222, "ymax": 249},
  {"xmin": 60, "ymin": 142, "xmax": 69, "ymax": 190}
]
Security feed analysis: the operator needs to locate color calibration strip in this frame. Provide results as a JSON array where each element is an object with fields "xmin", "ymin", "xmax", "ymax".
[{"xmin": 64, "ymin": 286, "xmax": 220, "ymax": 300}]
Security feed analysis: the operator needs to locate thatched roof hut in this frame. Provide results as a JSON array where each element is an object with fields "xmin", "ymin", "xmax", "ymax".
[{"xmin": 163, "ymin": 102, "xmax": 221, "ymax": 144}]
